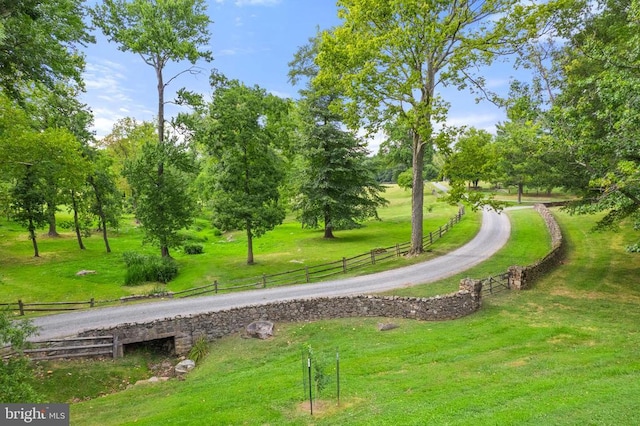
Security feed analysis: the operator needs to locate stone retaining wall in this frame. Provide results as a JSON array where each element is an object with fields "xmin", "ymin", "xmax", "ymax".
[
  {"xmin": 508, "ymin": 203, "xmax": 565, "ymax": 290},
  {"xmin": 79, "ymin": 280, "xmax": 482, "ymax": 356}
]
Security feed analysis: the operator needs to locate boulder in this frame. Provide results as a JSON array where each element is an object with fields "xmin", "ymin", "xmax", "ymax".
[
  {"xmin": 246, "ymin": 320, "xmax": 274, "ymax": 339},
  {"xmin": 175, "ymin": 359, "xmax": 196, "ymax": 374},
  {"xmin": 378, "ymin": 322, "xmax": 399, "ymax": 331}
]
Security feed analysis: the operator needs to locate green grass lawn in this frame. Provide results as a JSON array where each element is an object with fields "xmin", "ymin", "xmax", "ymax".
[
  {"xmin": 31, "ymin": 206, "xmax": 639, "ymax": 425},
  {"xmin": 0, "ymin": 184, "xmax": 475, "ymax": 306}
]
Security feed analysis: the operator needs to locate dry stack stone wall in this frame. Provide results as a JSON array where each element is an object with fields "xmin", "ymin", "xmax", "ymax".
[{"xmin": 508, "ymin": 203, "xmax": 565, "ymax": 290}]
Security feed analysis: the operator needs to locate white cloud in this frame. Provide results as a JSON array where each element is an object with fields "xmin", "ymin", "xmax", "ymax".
[
  {"xmin": 217, "ymin": 48, "xmax": 238, "ymax": 56},
  {"xmin": 82, "ymin": 59, "xmax": 156, "ymax": 138}
]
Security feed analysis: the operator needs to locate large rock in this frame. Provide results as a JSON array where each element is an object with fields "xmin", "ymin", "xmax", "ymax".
[
  {"xmin": 246, "ymin": 320, "xmax": 274, "ymax": 339},
  {"xmin": 175, "ymin": 359, "xmax": 195, "ymax": 374}
]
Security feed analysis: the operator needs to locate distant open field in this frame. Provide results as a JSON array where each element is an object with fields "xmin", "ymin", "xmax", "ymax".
[{"xmin": 0, "ymin": 184, "xmax": 477, "ymax": 306}]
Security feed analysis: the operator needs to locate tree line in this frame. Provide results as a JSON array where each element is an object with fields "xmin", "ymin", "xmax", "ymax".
[{"xmin": 1, "ymin": 0, "xmax": 638, "ymax": 267}]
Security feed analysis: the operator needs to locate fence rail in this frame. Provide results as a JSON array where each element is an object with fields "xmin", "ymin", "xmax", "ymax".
[
  {"xmin": 2, "ymin": 336, "xmax": 117, "ymax": 361},
  {"xmin": 1, "ymin": 299, "xmax": 96, "ymax": 316},
  {"xmin": 2, "ymin": 208, "xmax": 465, "ymax": 315}
]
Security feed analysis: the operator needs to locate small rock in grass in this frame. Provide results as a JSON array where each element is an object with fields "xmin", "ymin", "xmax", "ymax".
[{"xmin": 378, "ymin": 323, "xmax": 399, "ymax": 331}]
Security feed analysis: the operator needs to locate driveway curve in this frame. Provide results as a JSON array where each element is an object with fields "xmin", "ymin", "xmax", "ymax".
[{"xmin": 31, "ymin": 208, "xmax": 510, "ymax": 341}]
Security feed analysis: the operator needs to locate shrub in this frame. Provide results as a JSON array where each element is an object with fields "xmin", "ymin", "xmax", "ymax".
[
  {"xmin": 188, "ymin": 336, "xmax": 210, "ymax": 363},
  {"xmin": 123, "ymin": 252, "xmax": 178, "ymax": 285},
  {"xmin": 0, "ymin": 309, "xmax": 42, "ymax": 403},
  {"xmin": 184, "ymin": 244, "xmax": 204, "ymax": 255}
]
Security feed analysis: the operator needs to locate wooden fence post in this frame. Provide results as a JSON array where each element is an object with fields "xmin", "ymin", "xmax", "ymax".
[
  {"xmin": 90, "ymin": 298, "xmax": 95, "ymax": 308},
  {"xmin": 214, "ymin": 280, "xmax": 218, "ymax": 294},
  {"xmin": 342, "ymin": 257, "xmax": 347, "ymax": 273},
  {"xmin": 262, "ymin": 274, "xmax": 267, "ymax": 288},
  {"xmin": 395, "ymin": 244, "xmax": 400, "ymax": 257},
  {"xmin": 112, "ymin": 335, "xmax": 119, "ymax": 359},
  {"xmin": 370, "ymin": 250, "xmax": 376, "ymax": 265},
  {"xmin": 18, "ymin": 300, "xmax": 24, "ymax": 316},
  {"xmin": 305, "ymin": 266, "xmax": 310, "ymax": 283}
]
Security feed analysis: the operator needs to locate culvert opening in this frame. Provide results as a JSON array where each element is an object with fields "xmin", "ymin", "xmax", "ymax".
[{"xmin": 123, "ymin": 336, "xmax": 176, "ymax": 357}]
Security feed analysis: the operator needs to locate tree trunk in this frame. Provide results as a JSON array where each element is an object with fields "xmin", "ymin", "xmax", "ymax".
[
  {"xmin": 46, "ymin": 201, "xmax": 59, "ymax": 237},
  {"xmin": 409, "ymin": 131, "xmax": 425, "ymax": 255},
  {"xmin": 323, "ymin": 209, "xmax": 334, "ymax": 239},
  {"xmin": 29, "ymin": 220, "xmax": 39, "ymax": 258},
  {"xmin": 246, "ymin": 221, "xmax": 254, "ymax": 265},
  {"xmin": 100, "ymin": 215, "xmax": 111, "ymax": 254},
  {"xmin": 156, "ymin": 56, "xmax": 165, "ymax": 146},
  {"xmin": 156, "ymin": 58, "xmax": 167, "ymax": 258},
  {"xmin": 71, "ymin": 191, "xmax": 85, "ymax": 250},
  {"xmin": 518, "ymin": 182, "xmax": 524, "ymax": 204}
]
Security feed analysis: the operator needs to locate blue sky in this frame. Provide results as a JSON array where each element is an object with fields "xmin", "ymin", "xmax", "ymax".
[{"xmin": 81, "ymin": 0, "xmax": 516, "ymax": 153}]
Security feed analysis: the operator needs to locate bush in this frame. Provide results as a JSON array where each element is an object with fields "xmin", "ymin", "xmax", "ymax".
[
  {"xmin": 188, "ymin": 336, "xmax": 209, "ymax": 363},
  {"xmin": 0, "ymin": 309, "xmax": 42, "ymax": 403},
  {"xmin": 184, "ymin": 244, "xmax": 204, "ymax": 255},
  {"xmin": 627, "ymin": 243, "xmax": 640, "ymax": 253},
  {"xmin": 123, "ymin": 252, "xmax": 179, "ymax": 285}
]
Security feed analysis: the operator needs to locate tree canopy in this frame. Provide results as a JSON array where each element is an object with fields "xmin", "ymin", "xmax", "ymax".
[
  {"xmin": 550, "ymin": 0, "xmax": 640, "ymax": 243},
  {"xmin": 0, "ymin": 0, "xmax": 93, "ymax": 100},
  {"xmin": 315, "ymin": 0, "xmax": 533, "ymax": 254}
]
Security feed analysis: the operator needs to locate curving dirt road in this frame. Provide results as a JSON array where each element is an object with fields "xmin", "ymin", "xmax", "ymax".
[{"xmin": 31, "ymin": 208, "xmax": 510, "ymax": 341}]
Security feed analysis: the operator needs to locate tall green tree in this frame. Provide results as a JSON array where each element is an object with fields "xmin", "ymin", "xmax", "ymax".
[
  {"xmin": 0, "ymin": 96, "xmax": 86, "ymax": 256},
  {"xmin": 24, "ymin": 84, "xmax": 95, "ymax": 238},
  {"xmin": 10, "ymin": 163, "xmax": 47, "ymax": 257},
  {"xmin": 197, "ymin": 80, "xmax": 288, "ymax": 265},
  {"xmin": 289, "ymin": 37, "xmax": 388, "ymax": 238},
  {"xmin": 92, "ymin": 0, "xmax": 212, "ymax": 256},
  {"xmin": 124, "ymin": 140, "xmax": 197, "ymax": 257},
  {"xmin": 315, "ymin": 0, "xmax": 536, "ymax": 254},
  {"xmin": 87, "ymin": 150, "xmax": 123, "ymax": 253},
  {"xmin": 494, "ymin": 121, "xmax": 547, "ymax": 203},
  {"xmin": 0, "ymin": 0, "xmax": 93, "ymax": 101},
  {"xmin": 443, "ymin": 127, "xmax": 496, "ymax": 189},
  {"xmin": 550, "ymin": 0, "xmax": 640, "ymax": 244},
  {"xmin": 5, "ymin": 130, "xmax": 85, "ymax": 257},
  {"xmin": 293, "ymin": 94, "xmax": 387, "ymax": 238}
]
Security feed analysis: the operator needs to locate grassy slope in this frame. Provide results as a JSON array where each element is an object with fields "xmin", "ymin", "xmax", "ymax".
[
  {"xmin": 65, "ymin": 207, "xmax": 640, "ymax": 425},
  {"xmin": 0, "ymin": 184, "xmax": 474, "ymax": 305}
]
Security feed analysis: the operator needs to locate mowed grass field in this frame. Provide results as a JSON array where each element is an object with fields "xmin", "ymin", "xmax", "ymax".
[
  {"xmin": 0, "ymin": 184, "xmax": 477, "ymax": 305},
  {"xmin": 26, "ymin": 205, "xmax": 640, "ymax": 425}
]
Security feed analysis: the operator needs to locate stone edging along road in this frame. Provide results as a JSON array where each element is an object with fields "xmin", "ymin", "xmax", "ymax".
[{"xmin": 31, "ymin": 208, "xmax": 510, "ymax": 341}]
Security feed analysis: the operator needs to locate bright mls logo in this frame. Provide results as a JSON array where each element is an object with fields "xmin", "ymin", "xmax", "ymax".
[{"xmin": 1, "ymin": 404, "xmax": 69, "ymax": 425}]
